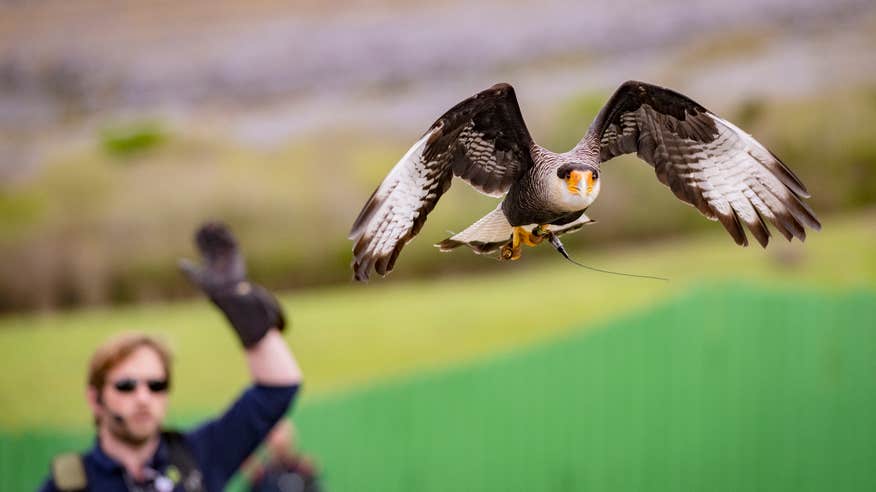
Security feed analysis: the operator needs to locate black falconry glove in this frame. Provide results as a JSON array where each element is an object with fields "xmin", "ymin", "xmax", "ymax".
[{"xmin": 179, "ymin": 222, "xmax": 286, "ymax": 348}]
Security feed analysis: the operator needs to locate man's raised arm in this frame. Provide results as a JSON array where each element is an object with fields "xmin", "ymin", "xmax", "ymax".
[
  {"xmin": 246, "ymin": 329, "xmax": 301, "ymax": 385},
  {"xmin": 180, "ymin": 221, "xmax": 302, "ymax": 385},
  {"xmin": 179, "ymin": 222, "xmax": 302, "ymax": 487}
]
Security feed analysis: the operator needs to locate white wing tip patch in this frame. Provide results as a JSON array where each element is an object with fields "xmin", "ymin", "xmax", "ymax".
[{"xmin": 350, "ymin": 131, "xmax": 441, "ymax": 280}]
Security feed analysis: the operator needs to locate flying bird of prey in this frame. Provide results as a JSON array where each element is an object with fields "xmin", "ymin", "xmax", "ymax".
[{"xmin": 349, "ymin": 80, "xmax": 821, "ymax": 281}]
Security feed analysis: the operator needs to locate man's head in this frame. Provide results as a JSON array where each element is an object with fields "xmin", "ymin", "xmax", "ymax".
[{"xmin": 86, "ymin": 333, "xmax": 172, "ymax": 446}]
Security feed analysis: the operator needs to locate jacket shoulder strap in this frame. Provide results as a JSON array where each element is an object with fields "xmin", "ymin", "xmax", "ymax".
[
  {"xmin": 51, "ymin": 453, "xmax": 87, "ymax": 492},
  {"xmin": 161, "ymin": 430, "xmax": 205, "ymax": 492}
]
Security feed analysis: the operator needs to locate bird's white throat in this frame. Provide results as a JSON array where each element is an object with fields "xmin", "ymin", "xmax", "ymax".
[{"xmin": 555, "ymin": 176, "xmax": 600, "ymax": 212}]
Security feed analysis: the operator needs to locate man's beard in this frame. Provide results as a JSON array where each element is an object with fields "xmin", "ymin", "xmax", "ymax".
[{"xmin": 106, "ymin": 415, "xmax": 158, "ymax": 447}]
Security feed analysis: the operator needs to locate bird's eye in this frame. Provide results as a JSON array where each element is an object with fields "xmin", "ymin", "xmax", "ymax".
[{"xmin": 591, "ymin": 170, "xmax": 599, "ymax": 180}]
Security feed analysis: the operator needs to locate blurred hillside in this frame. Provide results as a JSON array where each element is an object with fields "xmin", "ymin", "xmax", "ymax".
[{"xmin": 2, "ymin": 0, "xmax": 876, "ymax": 312}]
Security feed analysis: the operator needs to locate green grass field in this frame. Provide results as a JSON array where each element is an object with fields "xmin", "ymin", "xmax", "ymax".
[{"xmin": 1, "ymin": 210, "xmax": 874, "ymax": 490}]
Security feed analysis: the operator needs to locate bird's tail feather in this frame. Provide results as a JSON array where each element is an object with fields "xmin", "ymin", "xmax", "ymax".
[
  {"xmin": 436, "ymin": 206, "xmax": 596, "ymax": 254},
  {"xmin": 436, "ymin": 205, "xmax": 513, "ymax": 254}
]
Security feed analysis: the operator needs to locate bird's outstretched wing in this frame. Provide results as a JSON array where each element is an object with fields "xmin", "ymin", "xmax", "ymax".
[
  {"xmin": 575, "ymin": 80, "xmax": 820, "ymax": 247},
  {"xmin": 350, "ymin": 83, "xmax": 535, "ymax": 281}
]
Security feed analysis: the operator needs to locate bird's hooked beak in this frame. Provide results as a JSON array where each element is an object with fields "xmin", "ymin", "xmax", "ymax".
[{"xmin": 567, "ymin": 170, "xmax": 595, "ymax": 196}]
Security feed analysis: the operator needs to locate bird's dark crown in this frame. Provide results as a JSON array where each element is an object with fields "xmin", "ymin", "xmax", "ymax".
[{"xmin": 557, "ymin": 163, "xmax": 599, "ymax": 180}]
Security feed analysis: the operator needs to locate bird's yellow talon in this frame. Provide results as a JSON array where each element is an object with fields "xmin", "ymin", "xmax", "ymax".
[
  {"xmin": 500, "ymin": 244, "xmax": 522, "ymax": 261},
  {"xmin": 517, "ymin": 226, "xmax": 544, "ymax": 248},
  {"xmin": 500, "ymin": 228, "xmax": 532, "ymax": 261},
  {"xmin": 521, "ymin": 233, "xmax": 538, "ymax": 247},
  {"xmin": 517, "ymin": 226, "xmax": 546, "ymax": 247}
]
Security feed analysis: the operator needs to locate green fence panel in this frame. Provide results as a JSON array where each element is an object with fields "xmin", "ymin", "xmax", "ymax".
[{"xmin": 291, "ymin": 285, "xmax": 876, "ymax": 492}]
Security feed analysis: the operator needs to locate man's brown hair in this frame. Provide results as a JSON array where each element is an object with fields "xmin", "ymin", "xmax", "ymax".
[{"xmin": 88, "ymin": 332, "xmax": 173, "ymax": 391}]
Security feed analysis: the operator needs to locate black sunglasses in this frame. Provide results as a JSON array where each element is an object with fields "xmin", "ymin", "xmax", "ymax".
[{"xmin": 111, "ymin": 378, "xmax": 170, "ymax": 394}]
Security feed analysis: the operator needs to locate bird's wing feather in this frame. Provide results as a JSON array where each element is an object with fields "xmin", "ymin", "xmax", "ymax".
[
  {"xmin": 349, "ymin": 133, "xmax": 448, "ymax": 281},
  {"xmin": 349, "ymin": 83, "xmax": 535, "ymax": 280},
  {"xmin": 576, "ymin": 80, "xmax": 820, "ymax": 247},
  {"xmin": 430, "ymin": 83, "xmax": 535, "ymax": 196}
]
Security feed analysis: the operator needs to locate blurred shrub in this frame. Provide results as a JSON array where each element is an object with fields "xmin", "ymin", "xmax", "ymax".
[
  {"xmin": 100, "ymin": 121, "xmax": 168, "ymax": 158},
  {"xmin": 732, "ymin": 97, "xmax": 767, "ymax": 129},
  {"xmin": 0, "ymin": 191, "xmax": 46, "ymax": 241}
]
